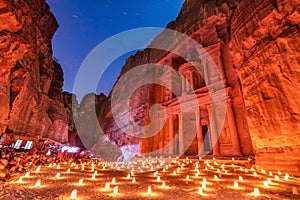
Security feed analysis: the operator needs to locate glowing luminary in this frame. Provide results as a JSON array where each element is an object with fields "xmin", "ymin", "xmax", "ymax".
[
  {"xmin": 253, "ymin": 172, "xmax": 257, "ymax": 176},
  {"xmin": 157, "ymin": 176, "xmax": 161, "ymax": 181},
  {"xmin": 57, "ymin": 165, "xmax": 60, "ymax": 169},
  {"xmin": 55, "ymin": 173, "xmax": 60, "ymax": 179},
  {"xmin": 35, "ymin": 166, "xmax": 41, "ymax": 173},
  {"xmin": 127, "ymin": 174, "xmax": 130, "ymax": 179},
  {"xmin": 162, "ymin": 181, "xmax": 166, "ymax": 188},
  {"xmin": 234, "ymin": 181, "xmax": 238, "ymax": 188},
  {"xmin": 253, "ymin": 188, "xmax": 260, "ymax": 196},
  {"xmin": 67, "ymin": 168, "xmax": 71, "ymax": 173},
  {"xmin": 105, "ymin": 182, "xmax": 110, "ymax": 190},
  {"xmin": 264, "ymin": 181, "xmax": 268, "ymax": 187},
  {"xmin": 132, "ymin": 177, "xmax": 136, "ymax": 183},
  {"xmin": 186, "ymin": 175, "xmax": 190, "ymax": 181},
  {"xmin": 17, "ymin": 177, "xmax": 23, "ymax": 183},
  {"xmin": 25, "ymin": 172, "xmax": 30, "ymax": 178},
  {"xmin": 195, "ymin": 173, "xmax": 199, "ymax": 178},
  {"xmin": 278, "ymin": 171, "xmax": 282, "ymax": 175},
  {"xmin": 214, "ymin": 175, "xmax": 218, "ymax": 180},
  {"xmin": 35, "ymin": 179, "xmax": 41, "ymax": 188},
  {"xmin": 267, "ymin": 178, "xmax": 272, "ymax": 184},
  {"xmin": 147, "ymin": 186, "xmax": 152, "ymax": 195},
  {"xmin": 113, "ymin": 186, "xmax": 118, "ymax": 196},
  {"xmin": 163, "ymin": 168, "xmax": 166, "ymax": 173},
  {"xmin": 173, "ymin": 171, "xmax": 176, "ymax": 175},
  {"xmin": 275, "ymin": 175, "xmax": 279, "ymax": 181},
  {"xmin": 285, "ymin": 174, "xmax": 289, "ymax": 180},
  {"xmin": 198, "ymin": 187, "xmax": 203, "ymax": 195},
  {"xmin": 203, "ymin": 178, "xmax": 207, "ymax": 183},
  {"xmin": 239, "ymin": 176, "xmax": 243, "ymax": 181},
  {"xmin": 202, "ymin": 182, "xmax": 206, "ymax": 190},
  {"xmin": 92, "ymin": 174, "xmax": 96, "ymax": 180},
  {"xmin": 269, "ymin": 172, "xmax": 272, "ymax": 176},
  {"xmin": 70, "ymin": 189, "xmax": 77, "ymax": 200},
  {"xmin": 111, "ymin": 177, "xmax": 116, "ymax": 184},
  {"xmin": 78, "ymin": 179, "xmax": 83, "ymax": 185}
]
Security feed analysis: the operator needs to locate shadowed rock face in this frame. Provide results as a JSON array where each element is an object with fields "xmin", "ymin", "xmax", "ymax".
[{"xmin": 0, "ymin": 0, "xmax": 68, "ymax": 142}]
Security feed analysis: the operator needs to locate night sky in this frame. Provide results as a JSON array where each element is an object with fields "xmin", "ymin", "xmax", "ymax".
[{"xmin": 46, "ymin": 0, "xmax": 184, "ymax": 96}]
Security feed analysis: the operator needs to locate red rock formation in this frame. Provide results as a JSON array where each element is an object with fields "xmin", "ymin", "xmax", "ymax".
[
  {"xmin": 0, "ymin": 0, "xmax": 68, "ymax": 142},
  {"xmin": 95, "ymin": 0, "xmax": 299, "ymax": 175},
  {"xmin": 230, "ymin": 0, "xmax": 300, "ymax": 175}
]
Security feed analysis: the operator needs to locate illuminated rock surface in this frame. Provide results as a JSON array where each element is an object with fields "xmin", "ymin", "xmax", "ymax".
[{"xmin": 0, "ymin": 0, "xmax": 68, "ymax": 142}]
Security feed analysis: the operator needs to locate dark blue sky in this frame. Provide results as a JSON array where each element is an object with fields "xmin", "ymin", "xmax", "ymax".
[{"xmin": 46, "ymin": 0, "xmax": 184, "ymax": 95}]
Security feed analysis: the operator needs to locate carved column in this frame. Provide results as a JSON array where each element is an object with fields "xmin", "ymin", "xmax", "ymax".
[
  {"xmin": 178, "ymin": 113, "xmax": 184, "ymax": 156},
  {"xmin": 195, "ymin": 109, "xmax": 204, "ymax": 156},
  {"xmin": 226, "ymin": 100, "xmax": 242, "ymax": 156},
  {"xmin": 168, "ymin": 115, "xmax": 174, "ymax": 155},
  {"xmin": 207, "ymin": 104, "xmax": 220, "ymax": 155}
]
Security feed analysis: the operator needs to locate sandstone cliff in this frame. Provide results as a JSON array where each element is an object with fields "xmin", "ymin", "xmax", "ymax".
[
  {"xmin": 230, "ymin": 0, "xmax": 300, "ymax": 174},
  {"xmin": 91, "ymin": 0, "xmax": 300, "ymax": 174},
  {"xmin": 0, "ymin": 0, "xmax": 68, "ymax": 142}
]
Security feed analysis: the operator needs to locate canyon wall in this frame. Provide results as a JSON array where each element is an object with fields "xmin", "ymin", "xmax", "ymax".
[
  {"xmin": 0, "ymin": 0, "xmax": 68, "ymax": 142},
  {"xmin": 230, "ymin": 0, "xmax": 300, "ymax": 174},
  {"xmin": 91, "ymin": 0, "xmax": 300, "ymax": 174}
]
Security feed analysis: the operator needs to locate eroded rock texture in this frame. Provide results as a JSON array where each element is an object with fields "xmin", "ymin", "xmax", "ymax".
[
  {"xmin": 94, "ymin": 0, "xmax": 299, "ymax": 174},
  {"xmin": 0, "ymin": 0, "xmax": 68, "ymax": 142},
  {"xmin": 230, "ymin": 0, "xmax": 300, "ymax": 174}
]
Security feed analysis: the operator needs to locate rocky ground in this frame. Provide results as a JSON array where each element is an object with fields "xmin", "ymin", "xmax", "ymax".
[{"xmin": 0, "ymin": 158, "xmax": 299, "ymax": 200}]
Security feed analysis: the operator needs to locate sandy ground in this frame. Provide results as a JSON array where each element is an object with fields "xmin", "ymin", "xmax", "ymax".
[{"xmin": 0, "ymin": 158, "xmax": 299, "ymax": 200}]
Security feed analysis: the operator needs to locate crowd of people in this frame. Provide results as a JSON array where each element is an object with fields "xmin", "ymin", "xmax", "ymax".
[{"xmin": 0, "ymin": 146, "xmax": 92, "ymax": 181}]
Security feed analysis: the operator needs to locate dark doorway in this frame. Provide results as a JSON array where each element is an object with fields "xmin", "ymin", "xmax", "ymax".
[{"xmin": 202, "ymin": 125, "xmax": 211, "ymax": 152}]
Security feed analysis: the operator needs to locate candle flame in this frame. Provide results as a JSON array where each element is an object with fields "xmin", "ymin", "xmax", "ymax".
[
  {"xmin": 253, "ymin": 188, "xmax": 260, "ymax": 196},
  {"xmin": 147, "ymin": 186, "xmax": 152, "ymax": 195},
  {"xmin": 35, "ymin": 179, "xmax": 41, "ymax": 187},
  {"xmin": 162, "ymin": 181, "xmax": 166, "ymax": 188},
  {"xmin": 234, "ymin": 181, "xmax": 238, "ymax": 188},
  {"xmin": 105, "ymin": 182, "xmax": 110, "ymax": 190},
  {"xmin": 132, "ymin": 177, "xmax": 136, "ymax": 183},
  {"xmin": 25, "ymin": 172, "xmax": 30, "ymax": 178},
  {"xmin": 198, "ymin": 187, "xmax": 203, "ymax": 195},
  {"xmin": 70, "ymin": 189, "xmax": 77, "ymax": 200},
  {"xmin": 35, "ymin": 166, "xmax": 41, "ymax": 172},
  {"xmin": 111, "ymin": 177, "xmax": 116, "ymax": 184},
  {"xmin": 17, "ymin": 177, "xmax": 23, "ymax": 183},
  {"xmin": 113, "ymin": 186, "xmax": 118, "ymax": 196}
]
